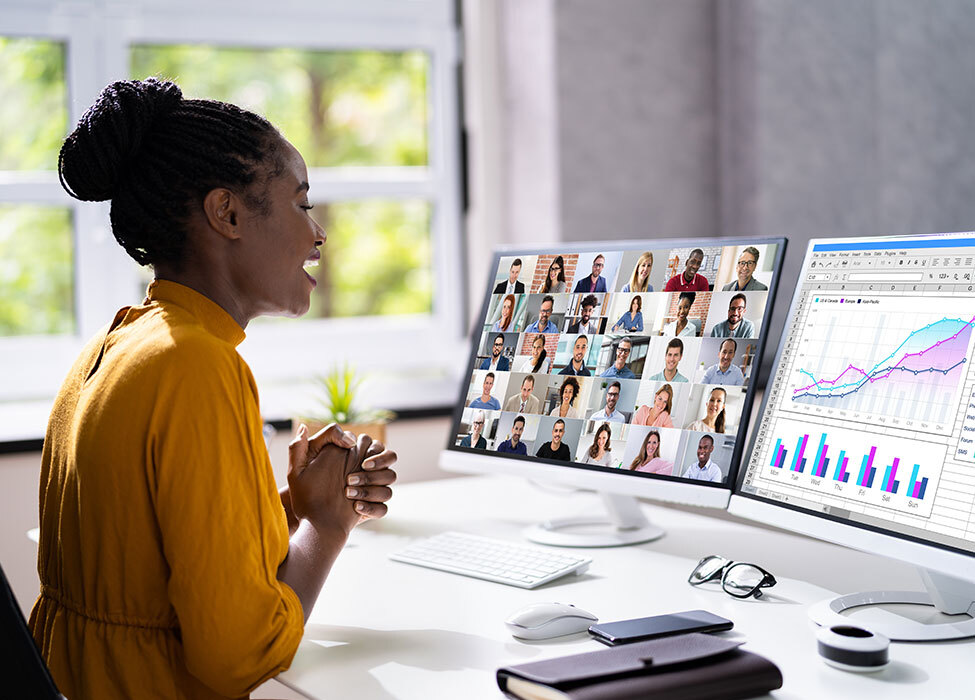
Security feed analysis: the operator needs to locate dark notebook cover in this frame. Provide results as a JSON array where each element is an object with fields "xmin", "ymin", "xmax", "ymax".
[{"xmin": 497, "ymin": 633, "xmax": 782, "ymax": 700}]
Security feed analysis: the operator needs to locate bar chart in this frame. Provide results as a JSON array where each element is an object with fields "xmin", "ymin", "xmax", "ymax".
[
  {"xmin": 785, "ymin": 295, "xmax": 975, "ymax": 437},
  {"xmin": 763, "ymin": 417, "xmax": 944, "ymax": 517}
]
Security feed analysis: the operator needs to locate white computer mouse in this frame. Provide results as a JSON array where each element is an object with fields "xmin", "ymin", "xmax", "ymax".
[{"xmin": 505, "ymin": 602, "xmax": 598, "ymax": 640}]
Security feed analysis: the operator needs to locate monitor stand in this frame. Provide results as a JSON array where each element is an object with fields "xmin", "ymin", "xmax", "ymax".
[
  {"xmin": 523, "ymin": 492, "xmax": 665, "ymax": 548},
  {"xmin": 808, "ymin": 568, "xmax": 975, "ymax": 641}
]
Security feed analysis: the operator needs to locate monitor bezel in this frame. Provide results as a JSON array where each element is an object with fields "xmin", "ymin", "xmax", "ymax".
[
  {"xmin": 732, "ymin": 231, "xmax": 975, "ymax": 576},
  {"xmin": 444, "ymin": 236, "xmax": 788, "ymax": 494}
]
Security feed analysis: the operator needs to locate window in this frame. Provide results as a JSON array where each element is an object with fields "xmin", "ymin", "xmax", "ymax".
[{"xmin": 0, "ymin": 2, "xmax": 464, "ymax": 438}]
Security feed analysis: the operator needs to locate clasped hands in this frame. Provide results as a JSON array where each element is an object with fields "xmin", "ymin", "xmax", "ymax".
[{"xmin": 282, "ymin": 422, "xmax": 397, "ymax": 535}]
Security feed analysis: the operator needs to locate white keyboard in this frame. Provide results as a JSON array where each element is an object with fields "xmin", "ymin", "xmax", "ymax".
[{"xmin": 389, "ymin": 531, "xmax": 592, "ymax": 589}]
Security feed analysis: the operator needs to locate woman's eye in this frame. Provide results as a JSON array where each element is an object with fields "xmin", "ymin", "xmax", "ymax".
[{"xmin": 300, "ymin": 204, "xmax": 314, "ymax": 211}]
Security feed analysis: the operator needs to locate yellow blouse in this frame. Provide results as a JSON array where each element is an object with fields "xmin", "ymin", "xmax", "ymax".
[{"xmin": 29, "ymin": 280, "xmax": 303, "ymax": 699}]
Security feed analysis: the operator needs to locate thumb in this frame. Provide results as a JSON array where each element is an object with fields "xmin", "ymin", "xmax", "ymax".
[{"xmin": 288, "ymin": 423, "xmax": 309, "ymax": 477}]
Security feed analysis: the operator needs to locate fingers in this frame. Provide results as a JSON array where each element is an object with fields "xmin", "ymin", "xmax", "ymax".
[
  {"xmin": 307, "ymin": 422, "xmax": 357, "ymax": 457},
  {"xmin": 346, "ymin": 485, "xmax": 393, "ymax": 503},
  {"xmin": 347, "ymin": 468, "xmax": 397, "ymax": 488},
  {"xmin": 356, "ymin": 432, "xmax": 375, "ymax": 461},
  {"xmin": 353, "ymin": 501, "xmax": 388, "ymax": 520},
  {"xmin": 362, "ymin": 447, "xmax": 397, "ymax": 472},
  {"xmin": 287, "ymin": 423, "xmax": 309, "ymax": 476}
]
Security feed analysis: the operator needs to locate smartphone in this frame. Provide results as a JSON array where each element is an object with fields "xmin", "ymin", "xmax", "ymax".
[{"xmin": 588, "ymin": 610, "xmax": 733, "ymax": 646}]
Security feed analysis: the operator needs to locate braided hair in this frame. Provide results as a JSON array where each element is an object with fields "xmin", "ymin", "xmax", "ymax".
[{"xmin": 58, "ymin": 78, "xmax": 284, "ymax": 266}]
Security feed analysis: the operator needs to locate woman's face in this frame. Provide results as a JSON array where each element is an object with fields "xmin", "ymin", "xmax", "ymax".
[
  {"xmin": 502, "ymin": 298, "xmax": 513, "ymax": 318},
  {"xmin": 707, "ymin": 391, "xmax": 725, "ymax": 416},
  {"xmin": 235, "ymin": 140, "xmax": 326, "ymax": 322},
  {"xmin": 677, "ymin": 299, "xmax": 691, "ymax": 320},
  {"xmin": 562, "ymin": 384, "xmax": 574, "ymax": 404},
  {"xmin": 630, "ymin": 298, "xmax": 639, "ymax": 313},
  {"xmin": 654, "ymin": 390, "xmax": 668, "ymax": 412},
  {"xmin": 597, "ymin": 430, "xmax": 608, "ymax": 449},
  {"xmin": 549, "ymin": 262, "xmax": 561, "ymax": 281},
  {"xmin": 638, "ymin": 259, "xmax": 651, "ymax": 281},
  {"xmin": 532, "ymin": 338, "xmax": 544, "ymax": 358},
  {"xmin": 647, "ymin": 434, "xmax": 659, "ymax": 456}
]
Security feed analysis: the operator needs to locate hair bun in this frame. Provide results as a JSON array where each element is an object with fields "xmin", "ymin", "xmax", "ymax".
[{"xmin": 58, "ymin": 78, "xmax": 183, "ymax": 201}]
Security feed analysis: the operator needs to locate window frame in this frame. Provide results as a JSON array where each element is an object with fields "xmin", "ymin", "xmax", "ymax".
[{"xmin": 0, "ymin": 0, "xmax": 466, "ymax": 432}]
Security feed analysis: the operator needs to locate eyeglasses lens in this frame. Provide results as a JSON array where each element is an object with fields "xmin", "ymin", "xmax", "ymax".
[
  {"xmin": 723, "ymin": 563, "xmax": 764, "ymax": 597},
  {"xmin": 689, "ymin": 555, "xmax": 726, "ymax": 584}
]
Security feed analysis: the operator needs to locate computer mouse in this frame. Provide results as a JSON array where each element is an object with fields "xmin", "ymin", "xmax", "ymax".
[{"xmin": 505, "ymin": 602, "xmax": 598, "ymax": 640}]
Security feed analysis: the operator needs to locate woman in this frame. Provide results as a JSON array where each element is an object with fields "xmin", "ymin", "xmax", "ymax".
[
  {"xmin": 632, "ymin": 384, "xmax": 675, "ymax": 428},
  {"xmin": 460, "ymin": 410, "xmax": 489, "ymax": 448},
  {"xmin": 30, "ymin": 79, "xmax": 398, "ymax": 700},
  {"xmin": 491, "ymin": 293, "xmax": 517, "ymax": 332},
  {"xmin": 612, "ymin": 295, "xmax": 644, "ymax": 332},
  {"xmin": 541, "ymin": 255, "xmax": 568, "ymax": 293},
  {"xmin": 516, "ymin": 333, "xmax": 551, "ymax": 374},
  {"xmin": 550, "ymin": 376, "xmax": 584, "ymax": 419},
  {"xmin": 622, "ymin": 251, "xmax": 653, "ymax": 293},
  {"xmin": 581, "ymin": 422, "xmax": 614, "ymax": 466},
  {"xmin": 630, "ymin": 430, "xmax": 673, "ymax": 474},
  {"xmin": 662, "ymin": 291, "xmax": 697, "ymax": 337},
  {"xmin": 686, "ymin": 387, "xmax": 728, "ymax": 433}
]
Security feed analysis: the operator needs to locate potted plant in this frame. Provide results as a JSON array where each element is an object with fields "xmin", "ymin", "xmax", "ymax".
[{"xmin": 299, "ymin": 363, "xmax": 394, "ymax": 443}]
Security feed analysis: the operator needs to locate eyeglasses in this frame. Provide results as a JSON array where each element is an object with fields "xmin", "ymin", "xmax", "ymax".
[
  {"xmin": 737, "ymin": 260, "xmax": 757, "ymax": 268},
  {"xmin": 688, "ymin": 555, "xmax": 776, "ymax": 599}
]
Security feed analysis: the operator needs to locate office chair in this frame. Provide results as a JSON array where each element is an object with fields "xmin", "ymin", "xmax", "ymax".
[{"xmin": 0, "ymin": 560, "xmax": 63, "ymax": 699}]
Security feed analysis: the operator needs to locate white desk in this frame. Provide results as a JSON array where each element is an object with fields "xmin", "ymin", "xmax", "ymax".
[{"xmin": 278, "ymin": 475, "xmax": 971, "ymax": 700}]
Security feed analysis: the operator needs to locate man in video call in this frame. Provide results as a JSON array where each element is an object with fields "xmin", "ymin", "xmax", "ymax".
[
  {"xmin": 496, "ymin": 415, "xmax": 528, "ymax": 455},
  {"xmin": 479, "ymin": 333, "xmax": 511, "ymax": 371},
  {"xmin": 525, "ymin": 295, "xmax": 559, "ymax": 334},
  {"xmin": 573, "ymin": 254, "xmax": 608, "ymax": 293},
  {"xmin": 494, "ymin": 257, "xmax": 525, "ymax": 294},
  {"xmin": 722, "ymin": 246, "xmax": 768, "ymax": 291},
  {"xmin": 469, "ymin": 372, "xmax": 501, "ymax": 410},
  {"xmin": 646, "ymin": 338, "xmax": 688, "ymax": 383},
  {"xmin": 663, "ymin": 248, "xmax": 709, "ymax": 292},
  {"xmin": 504, "ymin": 375, "xmax": 541, "ymax": 414},
  {"xmin": 600, "ymin": 337, "xmax": 636, "ymax": 378},
  {"xmin": 568, "ymin": 294, "xmax": 600, "ymax": 334},
  {"xmin": 702, "ymin": 338, "xmax": 745, "ymax": 385},
  {"xmin": 681, "ymin": 435, "xmax": 723, "ymax": 482},
  {"xmin": 710, "ymin": 293, "xmax": 755, "ymax": 339},
  {"xmin": 589, "ymin": 381, "xmax": 626, "ymax": 423},
  {"xmin": 535, "ymin": 419, "xmax": 571, "ymax": 461},
  {"xmin": 559, "ymin": 335, "xmax": 592, "ymax": 376}
]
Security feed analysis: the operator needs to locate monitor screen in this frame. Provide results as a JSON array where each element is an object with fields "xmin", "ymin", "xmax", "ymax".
[
  {"xmin": 447, "ymin": 239, "xmax": 785, "ymax": 491},
  {"xmin": 737, "ymin": 233, "xmax": 975, "ymax": 559}
]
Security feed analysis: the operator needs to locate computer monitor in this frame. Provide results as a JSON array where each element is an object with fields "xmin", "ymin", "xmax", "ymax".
[
  {"xmin": 441, "ymin": 238, "xmax": 786, "ymax": 546},
  {"xmin": 732, "ymin": 232, "xmax": 975, "ymax": 640}
]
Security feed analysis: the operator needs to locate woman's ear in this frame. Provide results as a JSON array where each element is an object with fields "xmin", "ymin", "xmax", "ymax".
[{"xmin": 202, "ymin": 187, "xmax": 242, "ymax": 240}]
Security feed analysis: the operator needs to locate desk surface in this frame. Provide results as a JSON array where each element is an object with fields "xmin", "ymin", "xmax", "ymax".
[{"xmin": 279, "ymin": 475, "xmax": 970, "ymax": 700}]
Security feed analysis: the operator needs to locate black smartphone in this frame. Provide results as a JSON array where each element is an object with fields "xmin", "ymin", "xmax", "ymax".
[{"xmin": 588, "ymin": 610, "xmax": 733, "ymax": 646}]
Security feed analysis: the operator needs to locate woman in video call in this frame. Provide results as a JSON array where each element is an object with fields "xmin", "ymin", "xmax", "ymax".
[
  {"xmin": 612, "ymin": 294, "xmax": 644, "ymax": 332},
  {"xmin": 550, "ymin": 376, "xmax": 584, "ymax": 419},
  {"xmin": 460, "ymin": 410, "xmax": 489, "ymax": 448},
  {"xmin": 580, "ymin": 422, "xmax": 614, "ymax": 466},
  {"xmin": 491, "ymin": 293, "xmax": 517, "ymax": 332},
  {"xmin": 31, "ymin": 79, "xmax": 398, "ymax": 699},
  {"xmin": 662, "ymin": 291, "xmax": 698, "ymax": 337},
  {"xmin": 686, "ymin": 387, "xmax": 728, "ymax": 433},
  {"xmin": 621, "ymin": 251, "xmax": 654, "ymax": 293},
  {"xmin": 632, "ymin": 383, "xmax": 675, "ymax": 428},
  {"xmin": 517, "ymin": 333, "xmax": 551, "ymax": 374},
  {"xmin": 541, "ymin": 255, "xmax": 568, "ymax": 293},
  {"xmin": 630, "ymin": 430, "xmax": 672, "ymax": 475}
]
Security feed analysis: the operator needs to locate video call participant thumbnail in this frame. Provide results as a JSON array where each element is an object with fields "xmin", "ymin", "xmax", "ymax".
[
  {"xmin": 525, "ymin": 295, "xmax": 558, "ymax": 334},
  {"xmin": 469, "ymin": 372, "xmax": 501, "ymax": 410},
  {"xmin": 460, "ymin": 410, "xmax": 488, "ymax": 449},
  {"xmin": 573, "ymin": 254, "xmax": 608, "ymax": 293},
  {"xmin": 568, "ymin": 294, "xmax": 600, "ymax": 334},
  {"xmin": 663, "ymin": 248, "xmax": 709, "ymax": 292},
  {"xmin": 630, "ymin": 429, "xmax": 672, "ymax": 475},
  {"xmin": 702, "ymin": 339, "xmax": 745, "ymax": 386},
  {"xmin": 559, "ymin": 335, "xmax": 592, "ymax": 376},
  {"xmin": 686, "ymin": 387, "xmax": 727, "ymax": 433},
  {"xmin": 479, "ymin": 333, "xmax": 510, "ymax": 371},
  {"xmin": 496, "ymin": 415, "xmax": 528, "ymax": 455},
  {"xmin": 722, "ymin": 246, "xmax": 768, "ymax": 291},
  {"xmin": 622, "ymin": 251, "xmax": 654, "ymax": 293},
  {"xmin": 646, "ymin": 338, "xmax": 688, "ymax": 383},
  {"xmin": 551, "ymin": 376, "xmax": 585, "ymax": 419},
  {"xmin": 535, "ymin": 419, "xmax": 571, "ymax": 461},
  {"xmin": 709, "ymin": 293, "xmax": 754, "ymax": 338},
  {"xmin": 579, "ymin": 422, "xmax": 614, "ymax": 467},
  {"xmin": 633, "ymin": 383, "xmax": 675, "ymax": 428},
  {"xmin": 541, "ymin": 255, "xmax": 568, "ymax": 294},
  {"xmin": 491, "ymin": 293, "xmax": 518, "ymax": 332},
  {"xmin": 504, "ymin": 375, "xmax": 541, "ymax": 414},
  {"xmin": 517, "ymin": 334, "xmax": 551, "ymax": 374},
  {"xmin": 681, "ymin": 434, "xmax": 723, "ymax": 482},
  {"xmin": 663, "ymin": 292, "xmax": 698, "ymax": 337},
  {"xmin": 589, "ymin": 381, "xmax": 625, "ymax": 423},
  {"xmin": 600, "ymin": 337, "xmax": 636, "ymax": 379},
  {"xmin": 494, "ymin": 258, "xmax": 525, "ymax": 294},
  {"xmin": 612, "ymin": 295, "xmax": 643, "ymax": 333}
]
